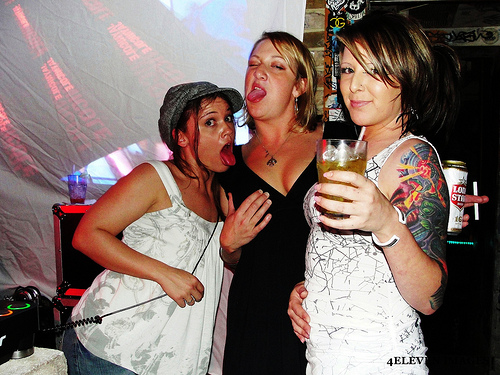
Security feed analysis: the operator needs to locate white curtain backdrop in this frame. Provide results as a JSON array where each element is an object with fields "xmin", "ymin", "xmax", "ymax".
[{"xmin": 0, "ymin": 0, "xmax": 306, "ymax": 298}]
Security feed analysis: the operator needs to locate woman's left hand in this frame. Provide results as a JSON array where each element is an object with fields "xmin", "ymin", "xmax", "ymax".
[
  {"xmin": 287, "ymin": 281, "xmax": 310, "ymax": 343},
  {"xmin": 314, "ymin": 170, "xmax": 393, "ymax": 233}
]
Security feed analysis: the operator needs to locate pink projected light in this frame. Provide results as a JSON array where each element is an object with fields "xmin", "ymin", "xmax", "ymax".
[
  {"xmin": 5, "ymin": 1, "xmax": 251, "ymax": 186},
  {"xmin": 0, "ymin": 101, "xmax": 39, "ymax": 178},
  {"xmin": 13, "ymin": 4, "xmax": 47, "ymax": 57}
]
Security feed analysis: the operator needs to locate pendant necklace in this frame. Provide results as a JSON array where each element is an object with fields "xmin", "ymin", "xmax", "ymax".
[{"xmin": 254, "ymin": 130, "xmax": 293, "ymax": 167}]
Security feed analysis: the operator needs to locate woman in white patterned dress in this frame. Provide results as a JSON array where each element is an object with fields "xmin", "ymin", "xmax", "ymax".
[
  {"xmin": 62, "ymin": 82, "xmax": 272, "ymax": 375},
  {"xmin": 288, "ymin": 12, "xmax": 462, "ymax": 374}
]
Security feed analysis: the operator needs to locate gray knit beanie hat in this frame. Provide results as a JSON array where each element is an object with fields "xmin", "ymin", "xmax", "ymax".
[{"xmin": 158, "ymin": 81, "xmax": 244, "ymax": 149}]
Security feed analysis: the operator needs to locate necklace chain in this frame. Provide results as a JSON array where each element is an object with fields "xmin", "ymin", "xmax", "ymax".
[{"xmin": 254, "ymin": 131, "xmax": 293, "ymax": 167}]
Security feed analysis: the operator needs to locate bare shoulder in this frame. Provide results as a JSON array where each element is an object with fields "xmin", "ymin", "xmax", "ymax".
[
  {"xmin": 114, "ymin": 162, "xmax": 162, "ymax": 193},
  {"xmin": 106, "ymin": 161, "xmax": 172, "ymax": 213},
  {"xmin": 77, "ymin": 162, "xmax": 172, "ymax": 234},
  {"xmin": 390, "ymin": 137, "xmax": 433, "ymax": 160}
]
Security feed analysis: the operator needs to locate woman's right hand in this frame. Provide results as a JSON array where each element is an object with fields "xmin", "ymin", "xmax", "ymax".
[
  {"xmin": 219, "ymin": 190, "xmax": 272, "ymax": 263},
  {"xmin": 287, "ymin": 281, "xmax": 311, "ymax": 343},
  {"xmin": 314, "ymin": 170, "xmax": 394, "ymax": 234}
]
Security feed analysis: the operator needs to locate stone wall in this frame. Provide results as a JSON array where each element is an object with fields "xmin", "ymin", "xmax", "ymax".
[{"xmin": 304, "ymin": 0, "xmax": 325, "ymax": 116}]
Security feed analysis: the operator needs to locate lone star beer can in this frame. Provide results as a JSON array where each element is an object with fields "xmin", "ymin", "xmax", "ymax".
[{"xmin": 442, "ymin": 160, "xmax": 468, "ymax": 235}]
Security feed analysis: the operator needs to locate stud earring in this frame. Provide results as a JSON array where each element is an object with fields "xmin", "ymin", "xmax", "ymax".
[{"xmin": 410, "ymin": 107, "xmax": 419, "ymax": 120}]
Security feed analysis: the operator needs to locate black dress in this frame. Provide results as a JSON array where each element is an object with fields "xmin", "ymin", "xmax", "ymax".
[
  {"xmin": 220, "ymin": 146, "xmax": 313, "ymax": 374},
  {"xmin": 219, "ymin": 122, "xmax": 356, "ymax": 375}
]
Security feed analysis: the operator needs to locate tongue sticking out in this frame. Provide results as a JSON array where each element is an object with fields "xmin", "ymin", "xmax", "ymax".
[
  {"xmin": 220, "ymin": 145, "xmax": 236, "ymax": 166},
  {"xmin": 247, "ymin": 88, "xmax": 266, "ymax": 103}
]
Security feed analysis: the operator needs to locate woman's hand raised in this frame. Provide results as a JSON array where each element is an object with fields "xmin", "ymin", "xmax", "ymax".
[
  {"xmin": 219, "ymin": 190, "xmax": 272, "ymax": 264},
  {"xmin": 314, "ymin": 170, "xmax": 394, "ymax": 233}
]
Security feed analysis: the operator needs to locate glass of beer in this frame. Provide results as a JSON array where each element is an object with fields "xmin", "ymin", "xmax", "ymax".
[{"xmin": 316, "ymin": 139, "xmax": 367, "ymax": 219}]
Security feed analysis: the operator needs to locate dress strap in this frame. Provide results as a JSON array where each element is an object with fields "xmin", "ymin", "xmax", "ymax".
[
  {"xmin": 145, "ymin": 160, "xmax": 182, "ymax": 202},
  {"xmin": 373, "ymin": 134, "xmax": 442, "ymax": 169},
  {"xmin": 367, "ymin": 134, "xmax": 443, "ymax": 187}
]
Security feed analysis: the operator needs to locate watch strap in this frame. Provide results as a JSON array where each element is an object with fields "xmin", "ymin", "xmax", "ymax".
[{"xmin": 371, "ymin": 206, "xmax": 406, "ymax": 248}]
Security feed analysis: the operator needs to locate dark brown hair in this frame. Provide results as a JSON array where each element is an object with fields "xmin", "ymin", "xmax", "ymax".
[
  {"xmin": 336, "ymin": 11, "xmax": 461, "ymax": 137},
  {"xmin": 169, "ymin": 92, "xmax": 235, "ymax": 220}
]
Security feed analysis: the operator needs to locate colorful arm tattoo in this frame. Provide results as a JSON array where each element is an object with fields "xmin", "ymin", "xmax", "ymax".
[{"xmin": 390, "ymin": 142, "xmax": 449, "ymax": 310}]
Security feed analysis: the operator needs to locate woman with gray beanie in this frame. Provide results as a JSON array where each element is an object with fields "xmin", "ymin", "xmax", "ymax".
[{"xmin": 63, "ymin": 81, "xmax": 271, "ymax": 375}]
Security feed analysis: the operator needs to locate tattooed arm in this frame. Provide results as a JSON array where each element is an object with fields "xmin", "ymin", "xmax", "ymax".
[
  {"xmin": 377, "ymin": 140, "xmax": 448, "ymax": 314},
  {"xmin": 314, "ymin": 139, "xmax": 448, "ymax": 315}
]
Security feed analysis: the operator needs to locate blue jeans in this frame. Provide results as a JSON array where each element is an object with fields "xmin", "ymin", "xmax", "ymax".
[{"xmin": 62, "ymin": 324, "xmax": 137, "ymax": 375}]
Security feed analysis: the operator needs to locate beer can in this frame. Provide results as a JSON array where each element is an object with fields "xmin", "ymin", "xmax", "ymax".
[{"xmin": 442, "ymin": 160, "xmax": 468, "ymax": 235}]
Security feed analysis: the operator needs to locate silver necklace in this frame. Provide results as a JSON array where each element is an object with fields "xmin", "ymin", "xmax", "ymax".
[{"xmin": 254, "ymin": 131, "xmax": 293, "ymax": 167}]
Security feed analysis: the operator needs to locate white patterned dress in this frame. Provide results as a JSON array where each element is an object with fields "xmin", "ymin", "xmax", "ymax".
[
  {"xmin": 71, "ymin": 160, "xmax": 224, "ymax": 375},
  {"xmin": 303, "ymin": 136, "xmax": 437, "ymax": 375}
]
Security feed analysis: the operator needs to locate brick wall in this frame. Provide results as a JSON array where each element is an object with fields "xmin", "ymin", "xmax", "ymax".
[{"xmin": 304, "ymin": 0, "xmax": 325, "ymax": 116}]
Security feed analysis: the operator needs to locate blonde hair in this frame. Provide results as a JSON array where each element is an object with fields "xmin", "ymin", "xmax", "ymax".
[{"xmin": 245, "ymin": 31, "xmax": 318, "ymax": 132}]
